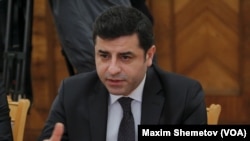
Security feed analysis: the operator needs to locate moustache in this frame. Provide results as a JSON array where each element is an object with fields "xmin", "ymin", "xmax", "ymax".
[{"xmin": 105, "ymin": 73, "xmax": 127, "ymax": 80}]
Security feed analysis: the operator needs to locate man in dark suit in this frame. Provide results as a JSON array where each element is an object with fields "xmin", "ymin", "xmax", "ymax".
[{"xmin": 39, "ymin": 6, "xmax": 207, "ymax": 141}]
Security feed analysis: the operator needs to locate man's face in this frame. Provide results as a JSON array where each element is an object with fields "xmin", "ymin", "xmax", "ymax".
[{"xmin": 95, "ymin": 33, "xmax": 155, "ymax": 96}]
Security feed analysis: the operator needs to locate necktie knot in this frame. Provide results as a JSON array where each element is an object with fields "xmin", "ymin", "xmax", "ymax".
[{"xmin": 118, "ymin": 97, "xmax": 133, "ymax": 113}]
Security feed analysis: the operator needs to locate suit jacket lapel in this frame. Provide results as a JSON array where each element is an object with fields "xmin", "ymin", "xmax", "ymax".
[
  {"xmin": 88, "ymin": 82, "xmax": 109, "ymax": 141},
  {"xmin": 141, "ymin": 66, "xmax": 165, "ymax": 125}
]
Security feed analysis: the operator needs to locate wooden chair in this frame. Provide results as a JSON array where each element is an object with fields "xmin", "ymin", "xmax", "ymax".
[
  {"xmin": 207, "ymin": 104, "xmax": 221, "ymax": 125},
  {"xmin": 8, "ymin": 97, "xmax": 30, "ymax": 141}
]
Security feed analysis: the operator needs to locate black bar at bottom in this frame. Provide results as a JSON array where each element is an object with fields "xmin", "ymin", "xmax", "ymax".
[{"xmin": 138, "ymin": 125, "xmax": 250, "ymax": 140}]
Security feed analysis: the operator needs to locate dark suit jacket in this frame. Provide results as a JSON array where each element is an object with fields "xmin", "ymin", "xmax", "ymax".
[
  {"xmin": 38, "ymin": 64, "xmax": 207, "ymax": 141},
  {"xmin": 0, "ymin": 79, "xmax": 13, "ymax": 141}
]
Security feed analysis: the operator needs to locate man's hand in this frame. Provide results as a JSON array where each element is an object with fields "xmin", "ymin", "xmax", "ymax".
[{"xmin": 44, "ymin": 123, "xmax": 64, "ymax": 141}]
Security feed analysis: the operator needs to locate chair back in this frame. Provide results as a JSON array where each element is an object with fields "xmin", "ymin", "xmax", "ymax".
[
  {"xmin": 8, "ymin": 97, "xmax": 30, "ymax": 141},
  {"xmin": 207, "ymin": 104, "xmax": 221, "ymax": 125}
]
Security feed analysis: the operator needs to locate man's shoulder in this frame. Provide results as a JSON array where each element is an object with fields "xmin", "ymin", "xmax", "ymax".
[
  {"xmin": 57, "ymin": 71, "xmax": 104, "ymax": 99},
  {"xmin": 62, "ymin": 71, "xmax": 100, "ymax": 87},
  {"xmin": 152, "ymin": 64, "xmax": 200, "ymax": 85}
]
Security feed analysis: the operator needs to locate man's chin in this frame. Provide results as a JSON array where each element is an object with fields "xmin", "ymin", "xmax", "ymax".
[
  {"xmin": 108, "ymin": 89, "xmax": 125, "ymax": 96},
  {"xmin": 109, "ymin": 91, "xmax": 124, "ymax": 96}
]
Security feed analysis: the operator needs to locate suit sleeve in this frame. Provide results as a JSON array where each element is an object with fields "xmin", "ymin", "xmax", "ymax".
[
  {"xmin": 38, "ymin": 80, "xmax": 69, "ymax": 141},
  {"xmin": 0, "ymin": 79, "xmax": 13, "ymax": 141},
  {"xmin": 183, "ymin": 81, "xmax": 207, "ymax": 124}
]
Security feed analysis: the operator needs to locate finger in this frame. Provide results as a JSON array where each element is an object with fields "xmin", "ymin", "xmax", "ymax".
[{"xmin": 50, "ymin": 123, "xmax": 64, "ymax": 141}]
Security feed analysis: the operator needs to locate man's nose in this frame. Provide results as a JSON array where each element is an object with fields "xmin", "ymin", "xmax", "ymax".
[{"xmin": 107, "ymin": 59, "xmax": 121, "ymax": 75}]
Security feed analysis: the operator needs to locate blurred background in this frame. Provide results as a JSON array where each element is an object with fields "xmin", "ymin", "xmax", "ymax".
[{"xmin": 1, "ymin": 0, "xmax": 250, "ymax": 140}]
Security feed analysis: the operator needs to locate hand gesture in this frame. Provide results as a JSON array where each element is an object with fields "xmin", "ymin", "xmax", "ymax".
[{"xmin": 44, "ymin": 123, "xmax": 64, "ymax": 141}]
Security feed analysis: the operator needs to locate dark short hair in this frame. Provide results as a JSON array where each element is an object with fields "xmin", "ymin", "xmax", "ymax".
[{"xmin": 93, "ymin": 6, "xmax": 154, "ymax": 53}]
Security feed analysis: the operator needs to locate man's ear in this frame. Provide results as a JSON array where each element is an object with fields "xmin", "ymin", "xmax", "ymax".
[{"xmin": 146, "ymin": 45, "xmax": 156, "ymax": 66}]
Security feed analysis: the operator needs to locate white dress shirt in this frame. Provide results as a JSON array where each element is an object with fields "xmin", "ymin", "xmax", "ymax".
[{"xmin": 106, "ymin": 74, "xmax": 146, "ymax": 141}]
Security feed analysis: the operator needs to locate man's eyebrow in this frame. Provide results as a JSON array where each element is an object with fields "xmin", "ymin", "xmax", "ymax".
[
  {"xmin": 120, "ymin": 51, "xmax": 133, "ymax": 56},
  {"xmin": 98, "ymin": 50, "xmax": 108, "ymax": 54},
  {"xmin": 98, "ymin": 50, "xmax": 133, "ymax": 55}
]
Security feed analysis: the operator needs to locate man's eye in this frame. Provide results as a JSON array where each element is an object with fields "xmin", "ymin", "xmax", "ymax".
[
  {"xmin": 100, "ymin": 54, "xmax": 109, "ymax": 59},
  {"xmin": 121, "ymin": 55, "xmax": 131, "ymax": 61}
]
